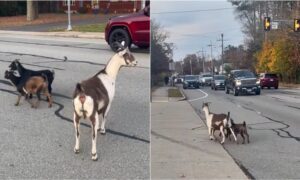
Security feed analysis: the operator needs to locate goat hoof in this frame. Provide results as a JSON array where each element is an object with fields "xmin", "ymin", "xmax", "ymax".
[
  {"xmin": 100, "ymin": 129, "xmax": 106, "ymax": 135},
  {"xmin": 74, "ymin": 148, "xmax": 80, "ymax": 154},
  {"xmin": 14, "ymin": 104, "xmax": 19, "ymax": 106},
  {"xmin": 92, "ymin": 153, "xmax": 98, "ymax": 161},
  {"xmin": 48, "ymin": 105, "xmax": 52, "ymax": 108}
]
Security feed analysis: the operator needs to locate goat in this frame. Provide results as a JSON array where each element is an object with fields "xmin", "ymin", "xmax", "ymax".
[
  {"xmin": 226, "ymin": 119, "xmax": 250, "ymax": 144},
  {"xmin": 72, "ymin": 42, "xmax": 137, "ymax": 161},
  {"xmin": 202, "ymin": 102, "xmax": 230, "ymax": 144},
  {"xmin": 4, "ymin": 70, "xmax": 52, "ymax": 108},
  {"xmin": 8, "ymin": 59, "xmax": 55, "ymax": 98}
]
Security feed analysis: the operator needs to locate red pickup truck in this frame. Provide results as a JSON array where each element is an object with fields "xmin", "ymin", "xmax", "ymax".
[{"xmin": 105, "ymin": 5, "xmax": 150, "ymax": 51}]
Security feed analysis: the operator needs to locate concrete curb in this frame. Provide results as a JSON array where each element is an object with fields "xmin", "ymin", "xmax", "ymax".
[
  {"xmin": 177, "ymin": 87, "xmax": 187, "ymax": 101},
  {"xmin": 0, "ymin": 30, "xmax": 104, "ymax": 39}
]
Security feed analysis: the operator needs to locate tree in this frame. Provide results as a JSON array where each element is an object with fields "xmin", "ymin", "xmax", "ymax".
[
  {"xmin": 27, "ymin": 0, "xmax": 38, "ymax": 21},
  {"xmin": 151, "ymin": 20, "xmax": 174, "ymax": 85}
]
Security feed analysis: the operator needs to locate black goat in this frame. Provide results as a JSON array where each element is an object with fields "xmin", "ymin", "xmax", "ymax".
[{"xmin": 8, "ymin": 59, "xmax": 55, "ymax": 96}]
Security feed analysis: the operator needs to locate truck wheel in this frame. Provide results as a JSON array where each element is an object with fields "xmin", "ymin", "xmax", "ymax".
[
  {"xmin": 233, "ymin": 88, "xmax": 239, "ymax": 96},
  {"xmin": 109, "ymin": 28, "xmax": 131, "ymax": 52},
  {"xmin": 256, "ymin": 89, "xmax": 261, "ymax": 95},
  {"xmin": 225, "ymin": 86, "xmax": 230, "ymax": 94}
]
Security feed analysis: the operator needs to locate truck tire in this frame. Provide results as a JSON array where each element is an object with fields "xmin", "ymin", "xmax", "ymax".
[
  {"xmin": 233, "ymin": 88, "xmax": 239, "ymax": 96},
  {"xmin": 225, "ymin": 86, "xmax": 230, "ymax": 94},
  {"xmin": 109, "ymin": 28, "xmax": 131, "ymax": 52}
]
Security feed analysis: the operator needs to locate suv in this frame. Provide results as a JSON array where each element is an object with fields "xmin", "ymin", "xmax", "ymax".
[
  {"xmin": 200, "ymin": 73, "xmax": 213, "ymax": 86},
  {"xmin": 259, "ymin": 73, "xmax": 279, "ymax": 89},
  {"xmin": 183, "ymin": 75, "xmax": 200, "ymax": 89},
  {"xmin": 211, "ymin": 74, "xmax": 226, "ymax": 90},
  {"xmin": 105, "ymin": 5, "xmax": 150, "ymax": 51},
  {"xmin": 225, "ymin": 70, "xmax": 261, "ymax": 96}
]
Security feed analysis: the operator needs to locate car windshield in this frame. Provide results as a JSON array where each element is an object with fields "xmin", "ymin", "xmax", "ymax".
[
  {"xmin": 234, "ymin": 71, "xmax": 255, "ymax": 78},
  {"xmin": 185, "ymin": 76, "xmax": 197, "ymax": 80},
  {"xmin": 265, "ymin": 74, "xmax": 277, "ymax": 78},
  {"xmin": 214, "ymin": 75, "xmax": 225, "ymax": 80},
  {"xmin": 203, "ymin": 74, "xmax": 212, "ymax": 77}
]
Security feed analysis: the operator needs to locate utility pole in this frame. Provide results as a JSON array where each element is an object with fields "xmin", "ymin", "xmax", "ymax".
[
  {"xmin": 217, "ymin": 33, "xmax": 228, "ymax": 74},
  {"xmin": 189, "ymin": 59, "xmax": 193, "ymax": 75},
  {"xmin": 196, "ymin": 48, "xmax": 206, "ymax": 74},
  {"xmin": 208, "ymin": 41, "xmax": 214, "ymax": 75}
]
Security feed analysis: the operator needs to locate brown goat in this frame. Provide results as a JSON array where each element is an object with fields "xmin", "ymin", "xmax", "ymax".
[{"xmin": 15, "ymin": 75, "xmax": 52, "ymax": 108}]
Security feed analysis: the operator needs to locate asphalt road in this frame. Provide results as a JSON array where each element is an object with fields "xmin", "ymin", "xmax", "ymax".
[
  {"xmin": 180, "ymin": 85, "xmax": 300, "ymax": 179},
  {"xmin": 0, "ymin": 34, "xmax": 150, "ymax": 179}
]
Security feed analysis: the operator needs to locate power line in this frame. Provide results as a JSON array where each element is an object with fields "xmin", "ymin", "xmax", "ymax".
[{"xmin": 152, "ymin": 7, "xmax": 234, "ymax": 14}]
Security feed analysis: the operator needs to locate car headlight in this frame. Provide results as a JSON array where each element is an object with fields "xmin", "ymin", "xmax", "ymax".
[
  {"xmin": 236, "ymin": 80, "xmax": 241, "ymax": 86},
  {"xmin": 256, "ymin": 80, "xmax": 260, "ymax": 84}
]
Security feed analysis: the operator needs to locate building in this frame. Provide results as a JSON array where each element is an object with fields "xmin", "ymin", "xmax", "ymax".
[{"xmin": 59, "ymin": 0, "xmax": 145, "ymax": 14}]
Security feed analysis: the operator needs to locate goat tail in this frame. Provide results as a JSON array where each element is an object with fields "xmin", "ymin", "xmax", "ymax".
[
  {"xmin": 75, "ymin": 83, "xmax": 84, "ymax": 93},
  {"xmin": 227, "ymin": 111, "xmax": 230, "ymax": 121}
]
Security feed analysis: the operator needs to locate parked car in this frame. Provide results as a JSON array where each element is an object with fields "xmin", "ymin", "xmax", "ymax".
[
  {"xmin": 174, "ymin": 77, "xmax": 183, "ymax": 84},
  {"xmin": 225, "ymin": 69, "xmax": 261, "ymax": 96},
  {"xmin": 183, "ymin": 75, "xmax": 200, "ymax": 89},
  {"xmin": 259, "ymin": 73, "xmax": 279, "ymax": 89},
  {"xmin": 199, "ymin": 73, "xmax": 213, "ymax": 86},
  {"xmin": 211, "ymin": 75, "xmax": 226, "ymax": 90},
  {"xmin": 105, "ymin": 5, "xmax": 150, "ymax": 51}
]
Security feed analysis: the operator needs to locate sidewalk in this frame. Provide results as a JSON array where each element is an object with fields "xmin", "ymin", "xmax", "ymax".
[
  {"xmin": 0, "ymin": 30, "xmax": 104, "ymax": 39},
  {"xmin": 151, "ymin": 87, "xmax": 248, "ymax": 179}
]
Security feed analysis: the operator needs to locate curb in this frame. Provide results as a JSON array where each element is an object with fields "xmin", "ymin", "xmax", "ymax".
[
  {"xmin": 177, "ymin": 87, "xmax": 187, "ymax": 101},
  {"xmin": 0, "ymin": 30, "xmax": 104, "ymax": 39}
]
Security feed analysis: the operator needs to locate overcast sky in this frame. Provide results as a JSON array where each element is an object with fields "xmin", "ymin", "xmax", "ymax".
[{"xmin": 151, "ymin": 1, "xmax": 244, "ymax": 61}]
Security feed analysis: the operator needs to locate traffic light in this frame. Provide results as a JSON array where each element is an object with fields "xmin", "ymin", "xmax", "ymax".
[
  {"xmin": 294, "ymin": 19, "xmax": 300, "ymax": 32},
  {"xmin": 264, "ymin": 17, "xmax": 271, "ymax": 31}
]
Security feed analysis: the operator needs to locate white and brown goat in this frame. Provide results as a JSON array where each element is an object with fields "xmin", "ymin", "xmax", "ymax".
[
  {"xmin": 72, "ymin": 42, "xmax": 137, "ymax": 161},
  {"xmin": 202, "ymin": 102, "xmax": 230, "ymax": 144}
]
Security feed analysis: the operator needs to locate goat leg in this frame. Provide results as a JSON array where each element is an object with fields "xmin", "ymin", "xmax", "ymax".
[
  {"xmin": 44, "ymin": 91, "xmax": 52, "ymax": 108},
  {"xmin": 15, "ymin": 94, "xmax": 22, "ymax": 106}
]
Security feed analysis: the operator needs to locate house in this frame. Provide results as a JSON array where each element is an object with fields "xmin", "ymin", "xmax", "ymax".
[{"xmin": 59, "ymin": 0, "xmax": 146, "ymax": 14}]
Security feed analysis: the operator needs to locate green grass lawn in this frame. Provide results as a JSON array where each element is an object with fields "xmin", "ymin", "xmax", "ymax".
[
  {"xmin": 49, "ymin": 23, "xmax": 105, "ymax": 32},
  {"xmin": 168, "ymin": 88, "xmax": 183, "ymax": 98}
]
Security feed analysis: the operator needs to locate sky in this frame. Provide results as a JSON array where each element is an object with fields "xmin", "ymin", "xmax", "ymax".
[{"xmin": 151, "ymin": 1, "xmax": 244, "ymax": 62}]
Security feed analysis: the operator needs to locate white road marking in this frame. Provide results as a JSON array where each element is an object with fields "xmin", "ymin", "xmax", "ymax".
[{"xmin": 188, "ymin": 89, "xmax": 208, "ymax": 102}]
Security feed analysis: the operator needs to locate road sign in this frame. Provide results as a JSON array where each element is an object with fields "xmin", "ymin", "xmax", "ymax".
[{"xmin": 271, "ymin": 22, "xmax": 278, "ymax": 30}]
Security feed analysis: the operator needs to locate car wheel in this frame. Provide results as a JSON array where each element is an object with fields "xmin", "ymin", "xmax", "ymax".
[
  {"xmin": 268, "ymin": 86, "xmax": 270, "ymax": 89},
  {"xmin": 109, "ymin": 28, "xmax": 131, "ymax": 52},
  {"xmin": 225, "ymin": 86, "xmax": 229, "ymax": 94},
  {"xmin": 256, "ymin": 89, "xmax": 261, "ymax": 95},
  {"xmin": 233, "ymin": 88, "xmax": 239, "ymax": 96},
  {"xmin": 138, "ymin": 45, "xmax": 149, "ymax": 49},
  {"xmin": 275, "ymin": 86, "xmax": 278, "ymax": 89}
]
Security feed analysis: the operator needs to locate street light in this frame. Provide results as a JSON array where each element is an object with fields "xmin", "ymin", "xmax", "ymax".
[{"xmin": 67, "ymin": 0, "xmax": 72, "ymax": 31}]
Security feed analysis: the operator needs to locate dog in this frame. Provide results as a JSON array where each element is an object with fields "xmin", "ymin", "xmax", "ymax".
[{"xmin": 222, "ymin": 119, "xmax": 250, "ymax": 144}]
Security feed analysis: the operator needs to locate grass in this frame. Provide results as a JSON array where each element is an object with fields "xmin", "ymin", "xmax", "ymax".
[
  {"xmin": 168, "ymin": 88, "xmax": 183, "ymax": 98},
  {"xmin": 49, "ymin": 23, "xmax": 105, "ymax": 32}
]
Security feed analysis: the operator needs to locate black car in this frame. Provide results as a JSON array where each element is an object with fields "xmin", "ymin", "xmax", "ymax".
[
  {"xmin": 225, "ymin": 70, "xmax": 261, "ymax": 96},
  {"xmin": 211, "ymin": 75, "xmax": 226, "ymax": 90},
  {"xmin": 183, "ymin": 75, "xmax": 200, "ymax": 89}
]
